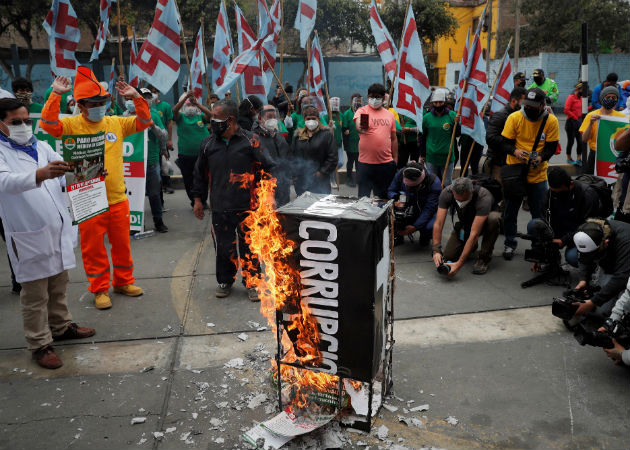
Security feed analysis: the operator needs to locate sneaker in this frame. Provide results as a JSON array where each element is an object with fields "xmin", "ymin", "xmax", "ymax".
[
  {"xmin": 94, "ymin": 292, "xmax": 112, "ymax": 310},
  {"xmin": 248, "ymin": 287, "xmax": 260, "ymax": 302},
  {"xmin": 472, "ymin": 259, "xmax": 489, "ymax": 275},
  {"xmin": 53, "ymin": 323, "xmax": 96, "ymax": 341},
  {"xmin": 215, "ymin": 283, "xmax": 232, "ymax": 298},
  {"xmin": 575, "ymin": 160, "xmax": 583, "ymax": 167},
  {"xmin": 113, "ymin": 284, "xmax": 144, "ymax": 297},
  {"xmin": 503, "ymin": 246, "xmax": 515, "ymax": 261},
  {"xmin": 566, "ymin": 158, "xmax": 575, "ymax": 165},
  {"xmin": 32, "ymin": 345, "xmax": 63, "ymax": 370},
  {"xmin": 154, "ymin": 218, "xmax": 169, "ymax": 233},
  {"xmin": 331, "ymin": 180, "xmax": 339, "ymax": 190}
]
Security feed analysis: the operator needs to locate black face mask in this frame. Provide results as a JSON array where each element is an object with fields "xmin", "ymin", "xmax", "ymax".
[
  {"xmin": 523, "ymin": 107, "xmax": 543, "ymax": 121},
  {"xmin": 434, "ymin": 104, "xmax": 445, "ymax": 113},
  {"xmin": 533, "ymin": 76, "xmax": 544, "ymax": 85},
  {"xmin": 601, "ymin": 97, "xmax": 618, "ymax": 110},
  {"xmin": 211, "ymin": 118, "xmax": 230, "ymax": 136}
]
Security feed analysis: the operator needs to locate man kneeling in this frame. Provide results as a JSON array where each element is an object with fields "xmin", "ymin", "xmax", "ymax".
[{"xmin": 432, "ymin": 177, "xmax": 501, "ymax": 276}]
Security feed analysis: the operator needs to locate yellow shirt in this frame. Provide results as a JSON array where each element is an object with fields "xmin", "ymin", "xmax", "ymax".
[
  {"xmin": 579, "ymin": 108, "xmax": 626, "ymax": 151},
  {"xmin": 502, "ymin": 111, "xmax": 560, "ymax": 184},
  {"xmin": 59, "ymin": 115, "xmax": 138, "ymax": 205}
]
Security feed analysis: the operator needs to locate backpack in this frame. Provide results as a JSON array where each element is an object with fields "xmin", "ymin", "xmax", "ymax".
[
  {"xmin": 574, "ymin": 174, "xmax": 614, "ymax": 218},
  {"xmin": 468, "ymin": 174, "xmax": 503, "ymax": 207}
]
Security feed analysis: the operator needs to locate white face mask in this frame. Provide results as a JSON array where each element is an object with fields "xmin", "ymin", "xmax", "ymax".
[
  {"xmin": 183, "ymin": 105, "xmax": 200, "ymax": 117},
  {"xmin": 305, "ymin": 119, "xmax": 319, "ymax": 131},
  {"xmin": 263, "ymin": 118, "xmax": 278, "ymax": 131},
  {"xmin": 455, "ymin": 198, "xmax": 472, "ymax": 209},
  {"xmin": 368, "ymin": 97, "xmax": 383, "ymax": 109},
  {"xmin": 6, "ymin": 123, "xmax": 33, "ymax": 145}
]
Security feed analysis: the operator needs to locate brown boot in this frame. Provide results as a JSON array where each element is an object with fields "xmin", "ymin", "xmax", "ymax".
[
  {"xmin": 53, "ymin": 323, "xmax": 96, "ymax": 341},
  {"xmin": 113, "ymin": 284, "xmax": 144, "ymax": 297},
  {"xmin": 32, "ymin": 345, "xmax": 63, "ymax": 370}
]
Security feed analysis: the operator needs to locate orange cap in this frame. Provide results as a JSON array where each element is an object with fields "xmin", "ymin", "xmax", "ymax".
[{"xmin": 74, "ymin": 66, "xmax": 110, "ymax": 102}]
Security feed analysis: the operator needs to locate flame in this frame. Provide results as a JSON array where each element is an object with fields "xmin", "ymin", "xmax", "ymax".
[{"xmin": 229, "ymin": 171, "xmax": 255, "ymax": 189}]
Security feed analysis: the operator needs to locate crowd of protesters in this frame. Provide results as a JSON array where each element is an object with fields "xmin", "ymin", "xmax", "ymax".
[{"xmin": 2, "ymin": 66, "xmax": 630, "ymax": 369}]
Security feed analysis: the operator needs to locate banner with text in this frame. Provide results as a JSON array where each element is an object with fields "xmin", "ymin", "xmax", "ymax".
[{"xmin": 596, "ymin": 116, "xmax": 630, "ymax": 183}]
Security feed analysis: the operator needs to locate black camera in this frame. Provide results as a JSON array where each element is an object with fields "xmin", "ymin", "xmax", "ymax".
[
  {"xmin": 615, "ymin": 157, "xmax": 630, "ymax": 174},
  {"xmin": 552, "ymin": 296, "xmax": 583, "ymax": 320},
  {"xmin": 573, "ymin": 325, "xmax": 614, "ymax": 348},
  {"xmin": 518, "ymin": 219, "xmax": 567, "ymax": 288},
  {"xmin": 437, "ymin": 263, "xmax": 451, "ymax": 276},
  {"xmin": 573, "ymin": 313, "xmax": 630, "ymax": 349}
]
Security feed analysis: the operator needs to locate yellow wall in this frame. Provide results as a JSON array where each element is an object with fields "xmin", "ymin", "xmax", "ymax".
[{"xmin": 432, "ymin": 2, "xmax": 499, "ymax": 86}]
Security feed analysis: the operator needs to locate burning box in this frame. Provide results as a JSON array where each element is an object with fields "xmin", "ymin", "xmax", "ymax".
[{"xmin": 277, "ymin": 193, "xmax": 395, "ymax": 384}]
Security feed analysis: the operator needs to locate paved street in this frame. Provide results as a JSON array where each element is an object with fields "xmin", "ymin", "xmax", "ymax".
[{"xmin": 0, "ymin": 184, "xmax": 628, "ymax": 450}]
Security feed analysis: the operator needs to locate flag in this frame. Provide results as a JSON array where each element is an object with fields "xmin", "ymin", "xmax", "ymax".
[
  {"xmin": 135, "ymin": 0, "xmax": 181, "ymax": 93},
  {"xmin": 462, "ymin": 2, "xmax": 488, "ymax": 82},
  {"xmin": 107, "ymin": 61, "xmax": 116, "ymax": 95},
  {"xmin": 90, "ymin": 0, "xmax": 116, "ymax": 62},
  {"xmin": 235, "ymin": 4, "xmax": 266, "ymax": 102},
  {"xmin": 129, "ymin": 27, "xmax": 140, "ymax": 87},
  {"xmin": 261, "ymin": 0, "xmax": 281, "ymax": 96},
  {"xmin": 392, "ymin": 3, "xmax": 431, "ymax": 127},
  {"xmin": 455, "ymin": 28, "xmax": 470, "ymax": 110},
  {"xmin": 190, "ymin": 26, "xmax": 207, "ymax": 102},
  {"xmin": 369, "ymin": 0, "xmax": 397, "ymax": 82},
  {"xmin": 307, "ymin": 35, "xmax": 327, "ymax": 116},
  {"xmin": 460, "ymin": 36, "xmax": 490, "ymax": 145},
  {"xmin": 490, "ymin": 48, "xmax": 514, "ymax": 113},
  {"xmin": 43, "ymin": 0, "xmax": 81, "ymax": 77},
  {"xmin": 257, "ymin": 0, "xmax": 273, "ymax": 39},
  {"xmin": 212, "ymin": 1, "xmax": 233, "ymax": 95},
  {"xmin": 215, "ymin": 40, "xmax": 264, "ymax": 98},
  {"xmin": 294, "ymin": 0, "xmax": 317, "ymax": 49}
]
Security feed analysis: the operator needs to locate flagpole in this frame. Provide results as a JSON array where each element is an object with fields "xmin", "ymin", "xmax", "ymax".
[
  {"xmin": 262, "ymin": 51, "xmax": 293, "ymax": 109},
  {"xmin": 306, "ymin": 37, "xmax": 311, "ymax": 93},
  {"xmin": 200, "ymin": 17, "xmax": 213, "ymax": 104},
  {"xmin": 116, "ymin": 0, "xmax": 124, "ymax": 77},
  {"xmin": 173, "ymin": 0, "xmax": 193, "ymax": 92},
  {"xmin": 279, "ymin": 0, "xmax": 285, "ymax": 84},
  {"xmin": 441, "ymin": 80, "xmax": 466, "ymax": 188},
  {"xmin": 387, "ymin": 0, "xmax": 412, "ymax": 107},
  {"xmin": 460, "ymin": 36, "xmax": 513, "ymax": 177}
]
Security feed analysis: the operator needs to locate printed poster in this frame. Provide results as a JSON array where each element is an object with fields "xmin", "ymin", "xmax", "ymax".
[{"xmin": 595, "ymin": 115, "xmax": 630, "ymax": 183}]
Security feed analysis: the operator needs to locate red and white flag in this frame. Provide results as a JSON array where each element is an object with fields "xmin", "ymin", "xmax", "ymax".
[
  {"xmin": 392, "ymin": 3, "xmax": 430, "ymax": 127},
  {"xmin": 490, "ymin": 47, "xmax": 514, "ymax": 113},
  {"xmin": 90, "ymin": 0, "xmax": 116, "ymax": 62},
  {"xmin": 129, "ymin": 27, "xmax": 140, "ymax": 87},
  {"xmin": 43, "ymin": 0, "xmax": 81, "ymax": 77},
  {"xmin": 369, "ymin": 0, "xmax": 397, "ymax": 82},
  {"xmin": 190, "ymin": 26, "xmax": 207, "ymax": 102},
  {"xmin": 455, "ymin": 28, "xmax": 470, "ymax": 110},
  {"xmin": 215, "ymin": 40, "xmax": 264, "ymax": 98},
  {"xmin": 307, "ymin": 34, "xmax": 327, "ymax": 115},
  {"xmin": 135, "ymin": 0, "xmax": 181, "ymax": 93},
  {"xmin": 107, "ymin": 60, "xmax": 116, "ymax": 96},
  {"xmin": 235, "ymin": 4, "xmax": 266, "ymax": 102},
  {"xmin": 257, "ymin": 0, "xmax": 273, "ymax": 39},
  {"xmin": 294, "ymin": 0, "xmax": 316, "ymax": 49},
  {"xmin": 460, "ymin": 34, "xmax": 490, "ymax": 145},
  {"xmin": 261, "ymin": 0, "xmax": 281, "ymax": 95},
  {"xmin": 211, "ymin": 1, "xmax": 233, "ymax": 95}
]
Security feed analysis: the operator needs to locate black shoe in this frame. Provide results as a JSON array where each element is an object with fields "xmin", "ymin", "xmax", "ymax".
[
  {"xmin": 154, "ymin": 219, "xmax": 169, "ymax": 233},
  {"xmin": 163, "ymin": 187, "xmax": 175, "ymax": 194}
]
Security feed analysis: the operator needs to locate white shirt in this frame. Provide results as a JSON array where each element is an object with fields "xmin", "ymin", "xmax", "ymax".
[{"xmin": 0, "ymin": 88, "xmax": 15, "ymax": 99}]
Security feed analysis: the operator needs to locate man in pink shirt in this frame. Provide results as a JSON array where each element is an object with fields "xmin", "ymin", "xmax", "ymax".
[{"xmin": 353, "ymin": 83, "xmax": 398, "ymax": 198}]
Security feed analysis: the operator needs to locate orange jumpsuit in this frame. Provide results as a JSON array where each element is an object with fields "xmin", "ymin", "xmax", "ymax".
[{"xmin": 41, "ymin": 94, "xmax": 152, "ymax": 293}]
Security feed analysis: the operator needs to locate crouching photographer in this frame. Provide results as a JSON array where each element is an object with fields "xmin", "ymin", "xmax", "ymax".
[
  {"xmin": 432, "ymin": 177, "xmax": 501, "ymax": 276},
  {"xmin": 387, "ymin": 162, "xmax": 441, "ymax": 247}
]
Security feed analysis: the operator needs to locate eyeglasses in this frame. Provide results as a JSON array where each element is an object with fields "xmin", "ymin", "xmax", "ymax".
[{"xmin": 4, "ymin": 119, "xmax": 32, "ymax": 126}]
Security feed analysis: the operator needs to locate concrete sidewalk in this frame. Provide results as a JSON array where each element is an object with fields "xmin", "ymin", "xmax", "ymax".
[{"xmin": 0, "ymin": 187, "xmax": 628, "ymax": 450}]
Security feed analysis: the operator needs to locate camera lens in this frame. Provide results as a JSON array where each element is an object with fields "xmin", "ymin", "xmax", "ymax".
[{"xmin": 437, "ymin": 264, "xmax": 451, "ymax": 276}]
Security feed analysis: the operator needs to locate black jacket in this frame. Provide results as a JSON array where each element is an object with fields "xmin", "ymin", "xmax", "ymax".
[
  {"xmin": 485, "ymin": 103, "xmax": 519, "ymax": 165},
  {"xmin": 237, "ymin": 115, "xmax": 255, "ymax": 131},
  {"xmin": 291, "ymin": 127, "xmax": 338, "ymax": 195},
  {"xmin": 252, "ymin": 122, "xmax": 291, "ymax": 207},
  {"xmin": 546, "ymin": 181, "xmax": 601, "ymax": 248},
  {"xmin": 578, "ymin": 220, "xmax": 630, "ymax": 306},
  {"xmin": 192, "ymin": 128, "xmax": 276, "ymax": 212}
]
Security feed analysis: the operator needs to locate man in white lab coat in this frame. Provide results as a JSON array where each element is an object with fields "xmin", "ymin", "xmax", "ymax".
[{"xmin": 0, "ymin": 98, "xmax": 95, "ymax": 369}]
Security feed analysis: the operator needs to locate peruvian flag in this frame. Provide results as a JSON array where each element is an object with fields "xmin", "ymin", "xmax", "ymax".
[
  {"xmin": 460, "ymin": 36, "xmax": 490, "ymax": 145},
  {"xmin": 129, "ymin": 27, "xmax": 139, "ymax": 87},
  {"xmin": 135, "ymin": 0, "xmax": 181, "ymax": 93},
  {"xmin": 294, "ymin": 0, "xmax": 317, "ymax": 49},
  {"xmin": 211, "ymin": 1, "xmax": 233, "ymax": 96},
  {"xmin": 235, "ymin": 4, "xmax": 266, "ymax": 102},
  {"xmin": 215, "ymin": 40, "xmax": 264, "ymax": 98},
  {"xmin": 369, "ymin": 0, "xmax": 397, "ymax": 82},
  {"xmin": 90, "ymin": 0, "xmax": 115, "ymax": 62},
  {"xmin": 392, "ymin": 3, "xmax": 431, "ymax": 127},
  {"xmin": 43, "ymin": 0, "xmax": 81, "ymax": 77},
  {"xmin": 490, "ymin": 48, "xmax": 514, "ymax": 113},
  {"xmin": 307, "ymin": 34, "xmax": 327, "ymax": 116},
  {"xmin": 190, "ymin": 26, "xmax": 207, "ymax": 102}
]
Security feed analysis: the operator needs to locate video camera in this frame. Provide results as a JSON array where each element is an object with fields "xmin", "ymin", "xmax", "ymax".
[
  {"xmin": 393, "ymin": 194, "xmax": 415, "ymax": 236},
  {"xmin": 552, "ymin": 287, "xmax": 601, "ymax": 320},
  {"xmin": 517, "ymin": 219, "xmax": 567, "ymax": 288},
  {"xmin": 573, "ymin": 313, "xmax": 630, "ymax": 349},
  {"xmin": 615, "ymin": 156, "xmax": 630, "ymax": 174}
]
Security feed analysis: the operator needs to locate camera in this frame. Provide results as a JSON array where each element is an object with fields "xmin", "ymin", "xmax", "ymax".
[
  {"xmin": 615, "ymin": 157, "xmax": 630, "ymax": 174},
  {"xmin": 552, "ymin": 296, "xmax": 583, "ymax": 320},
  {"xmin": 437, "ymin": 263, "xmax": 451, "ymax": 276},
  {"xmin": 573, "ymin": 313, "xmax": 630, "ymax": 349},
  {"xmin": 529, "ymin": 150, "xmax": 541, "ymax": 169}
]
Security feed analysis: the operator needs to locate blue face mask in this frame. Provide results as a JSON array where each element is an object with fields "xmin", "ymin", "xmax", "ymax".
[
  {"xmin": 87, "ymin": 105, "xmax": 107, "ymax": 122},
  {"xmin": 125, "ymin": 99, "xmax": 135, "ymax": 113}
]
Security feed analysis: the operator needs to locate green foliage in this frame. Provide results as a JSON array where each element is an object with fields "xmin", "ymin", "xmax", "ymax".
[{"xmin": 380, "ymin": 0, "xmax": 458, "ymax": 45}]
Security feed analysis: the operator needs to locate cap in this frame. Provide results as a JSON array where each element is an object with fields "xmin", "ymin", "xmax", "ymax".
[
  {"xmin": 139, "ymin": 87, "xmax": 152, "ymax": 97},
  {"xmin": 532, "ymin": 69, "xmax": 544, "ymax": 77},
  {"xmin": 600, "ymin": 86, "xmax": 619, "ymax": 103},
  {"xmin": 523, "ymin": 88, "xmax": 546, "ymax": 107},
  {"xmin": 574, "ymin": 81, "xmax": 583, "ymax": 90},
  {"xmin": 513, "ymin": 72, "xmax": 526, "ymax": 80},
  {"xmin": 74, "ymin": 66, "xmax": 110, "ymax": 102},
  {"xmin": 402, "ymin": 162, "xmax": 426, "ymax": 185},
  {"xmin": 573, "ymin": 222, "xmax": 604, "ymax": 253},
  {"xmin": 432, "ymin": 89, "xmax": 446, "ymax": 102}
]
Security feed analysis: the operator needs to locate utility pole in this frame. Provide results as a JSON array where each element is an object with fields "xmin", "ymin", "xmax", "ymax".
[
  {"xmin": 581, "ymin": 23, "xmax": 589, "ymax": 117},
  {"xmin": 514, "ymin": 0, "xmax": 520, "ymax": 72},
  {"xmin": 486, "ymin": 0, "xmax": 492, "ymax": 77}
]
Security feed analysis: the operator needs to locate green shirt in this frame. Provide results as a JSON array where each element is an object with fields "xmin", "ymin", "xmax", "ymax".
[
  {"xmin": 528, "ymin": 78, "xmax": 559, "ymax": 105},
  {"xmin": 322, "ymin": 113, "xmax": 343, "ymax": 147},
  {"xmin": 341, "ymin": 108, "xmax": 359, "ymax": 153},
  {"xmin": 154, "ymin": 100, "xmax": 174, "ymax": 126},
  {"xmin": 147, "ymin": 108, "xmax": 165, "ymax": 166},
  {"xmin": 399, "ymin": 115, "xmax": 418, "ymax": 143},
  {"xmin": 44, "ymin": 87, "xmax": 71, "ymax": 113},
  {"xmin": 28, "ymin": 103, "xmax": 43, "ymax": 114},
  {"xmin": 422, "ymin": 110, "xmax": 456, "ymax": 165},
  {"xmin": 176, "ymin": 113, "xmax": 209, "ymax": 156}
]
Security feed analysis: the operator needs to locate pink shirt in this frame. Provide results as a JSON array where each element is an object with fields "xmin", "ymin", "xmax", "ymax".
[{"xmin": 353, "ymin": 105, "xmax": 396, "ymax": 164}]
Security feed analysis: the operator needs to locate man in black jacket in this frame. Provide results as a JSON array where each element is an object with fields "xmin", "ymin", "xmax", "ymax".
[
  {"xmin": 485, "ymin": 87, "xmax": 527, "ymax": 181},
  {"xmin": 571, "ymin": 219, "xmax": 630, "ymax": 318},
  {"xmin": 192, "ymin": 100, "xmax": 275, "ymax": 301},
  {"xmin": 546, "ymin": 167, "xmax": 600, "ymax": 267}
]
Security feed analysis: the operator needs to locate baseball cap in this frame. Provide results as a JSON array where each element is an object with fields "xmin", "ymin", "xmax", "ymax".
[
  {"xmin": 139, "ymin": 87, "xmax": 152, "ymax": 97},
  {"xmin": 522, "ymin": 88, "xmax": 546, "ymax": 107},
  {"xmin": 532, "ymin": 69, "xmax": 544, "ymax": 77},
  {"xmin": 432, "ymin": 89, "xmax": 446, "ymax": 102},
  {"xmin": 514, "ymin": 72, "xmax": 527, "ymax": 80}
]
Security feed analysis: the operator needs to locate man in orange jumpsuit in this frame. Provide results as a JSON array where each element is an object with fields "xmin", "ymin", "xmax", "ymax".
[{"xmin": 41, "ymin": 66, "xmax": 153, "ymax": 309}]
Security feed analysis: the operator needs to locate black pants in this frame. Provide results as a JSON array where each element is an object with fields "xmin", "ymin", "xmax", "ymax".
[
  {"xmin": 585, "ymin": 149, "xmax": 596, "ymax": 175},
  {"xmin": 397, "ymin": 139, "xmax": 419, "ymax": 169},
  {"xmin": 345, "ymin": 151, "xmax": 358, "ymax": 182},
  {"xmin": 212, "ymin": 211, "xmax": 259, "ymax": 286},
  {"xmin": 565, "ymin": 118, "xmax": 584, "ymax": 160},
  {"xmin": 357, "ymin": 161, "xmax": 397, "ymax": 199},
  {"xmin": 176, "ymin": 155, "xmax": 207, "ymax": 206},
  {"xmin": 460, "ymin": 141, "xmax": 483, "ymax": 176}
]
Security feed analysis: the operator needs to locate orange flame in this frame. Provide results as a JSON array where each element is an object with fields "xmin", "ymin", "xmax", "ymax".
[{"xmin": 229, "ymin": 171, "xmax": 255, "ymax": 189}]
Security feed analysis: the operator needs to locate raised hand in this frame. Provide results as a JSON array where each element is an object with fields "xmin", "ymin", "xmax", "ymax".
[
  {"xmin": 115, "ymin": 80, "xmax": 140, "ymax": 99},
  {"xmin": 52, "ymin": 77, "xmax": 72, "ymax": 95}
]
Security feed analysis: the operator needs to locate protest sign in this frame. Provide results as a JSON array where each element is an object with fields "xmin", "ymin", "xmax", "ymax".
[{"xmin": 596, "ymin": 115, "xmax": 630, "ymax": 183}]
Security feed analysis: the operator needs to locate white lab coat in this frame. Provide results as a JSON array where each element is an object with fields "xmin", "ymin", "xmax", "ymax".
[{"xmin": 0, "ymin": 138, "xmax": 76, "ymax": 283}]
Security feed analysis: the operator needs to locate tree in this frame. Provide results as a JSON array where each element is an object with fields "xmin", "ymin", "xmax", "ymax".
[{"xmin": 380, "ymin": 0, "xmax": 458, "ymax": 46}]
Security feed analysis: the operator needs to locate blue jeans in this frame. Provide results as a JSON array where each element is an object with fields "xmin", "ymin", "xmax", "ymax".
[
  {"xmin": 146, "ymin": 163, "xmax": 162, "ymax": 220},
  {"xmin": 503, "ymin": 180, "xmax": 548, "ymax": 249},
  {"xmin": 426, "ymin": 162, "xmax": 454, "ymax": 186},
  {"xmin": 565, "ymin": 246, "xmax": 578, "ymax": 268}
]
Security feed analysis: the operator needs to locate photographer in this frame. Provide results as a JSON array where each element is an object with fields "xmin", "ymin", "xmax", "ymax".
[
  {"xmin": 432, "ymin": 177, "xmax": 502, "ymax": 276},
  {"xmin": 387, "ymin": 162, "xmax": 441, "ymax": 247},
  {"xmin": 571, "ymin": 219, "xmax": 630, "ymax": 318},
  {"xmin": 603, "ymin": 279, "xmax": 630, "ymax": 365},
  {"xmin": 546, "ymin": 167, "xmax": 601, "ymax": 267}
]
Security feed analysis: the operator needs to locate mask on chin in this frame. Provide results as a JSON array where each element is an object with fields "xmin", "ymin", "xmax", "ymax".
[{"xmin": 183, "ymin": 105, "xmax": 201, "ymax": 117}]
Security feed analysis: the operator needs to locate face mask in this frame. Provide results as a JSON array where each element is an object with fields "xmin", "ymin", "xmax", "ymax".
[
  {"xmin": 533, "ymin": 77, "xmax": 544, "ymax": 85},
  {"xmin": 523, "ymin": 106, "xmax": 543, "ymax": 121},
  {"xmin": 352, "ymin": 99, "xmax": 362, "ymax": 111},
  {"xmin": 183, "ymin": 105, "xmax": 200, "ymax": 117},
  {"xmin": 455, "ymin": 198, "xmax": 471, "ymax": 209},
  {"xmin": 151, "ymin": 93, "xmax": 158, "ymax": 102},
  {"xmin": 305, "ymin": 119, "xmax": 319, "ymax": 131},
  {"xmin": 6, "ymin": 123, "xmax": 33, "ymax": 145},
  {"xmin": 368, "ymin": 98, "xmax": 383, "ymax": 109},
  {"xmin": 263, "ymin": 118, "xmax": 278, "ymax": 131},
  {"xmin": 15, "ymin": 92, "xmax": 32, "ymax": 106},
  {"xmin": 125, "ymin": 99, "xmax": 135, "ymax": 113},
  {"xmin": 211, "ymin": 118, "xmax": 230, "ymax": 136},
  {"xmin": 601, "ymin": 97, "xmax": 617, "ymax": 110},
  {"xmin": 434, "ymin": 104, "xmax": 445, "ymax": 113},
  {"xmin": 86, "ymin": 105, "xmax": 107, "ymax": 122}
]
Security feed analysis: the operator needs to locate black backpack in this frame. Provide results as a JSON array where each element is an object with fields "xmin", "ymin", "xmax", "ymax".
[
  {"xmin": 468, "ymin": 174, "xmax": 503, "ymax": 207},
  {"xmin": 574, "ymin": 174, "xmax": 614, "ymax": 218}
]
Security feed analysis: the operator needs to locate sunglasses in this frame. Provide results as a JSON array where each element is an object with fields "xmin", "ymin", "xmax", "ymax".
[{"xmin": 4, "ymin": 119, "xmax": 32, "ymax": 126}]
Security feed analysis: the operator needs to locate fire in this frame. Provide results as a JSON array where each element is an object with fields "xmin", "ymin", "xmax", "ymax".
[
  {"xmin": 229, "ymin": 171, "xmax": 255, "ymax": 189},
  {"xmin": 239, "ymin": 171, "xmax": 343, "ymax": 409}
]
